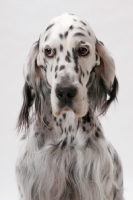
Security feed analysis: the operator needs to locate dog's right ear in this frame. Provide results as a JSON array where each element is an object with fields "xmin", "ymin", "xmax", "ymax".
[
  {"xmin": 17, "ymin": 82, "xmax": 35, "ymax": 132},
  {"xmin": 17, "ymin": 41, "xmax": 41, "ymax": 132}
]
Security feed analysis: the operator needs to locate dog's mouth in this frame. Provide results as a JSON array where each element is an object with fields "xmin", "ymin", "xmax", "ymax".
[
  {"xmin": 53, "ymin": 104, "xmax": 76, "ymax": 117},
  {"xmin": 52, "ymin": 103, "xmax": 87, "ymax": 118},
  {"xmin": 51, "ymin": 84, "xmax": 89, "ymax": 117}
]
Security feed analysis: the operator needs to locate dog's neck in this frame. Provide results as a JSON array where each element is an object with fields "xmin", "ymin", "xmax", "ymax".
[{"xmin": 30, "ymin": 101, "xmax": 100, "ymax": 150}]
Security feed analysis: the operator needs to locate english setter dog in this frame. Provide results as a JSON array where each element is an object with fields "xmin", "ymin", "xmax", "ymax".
[{"xmin": 16, "ymin": 13, "xmax": 124, "ymax": 200}]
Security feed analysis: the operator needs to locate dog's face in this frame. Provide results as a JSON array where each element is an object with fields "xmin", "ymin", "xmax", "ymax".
[
  {"xmin": 37, "ymin": 13, "xmax": 100, "ymax": 117},
  {"xmin": 18, "ymin": 13, "xmax": 118, "ymax": 129}
]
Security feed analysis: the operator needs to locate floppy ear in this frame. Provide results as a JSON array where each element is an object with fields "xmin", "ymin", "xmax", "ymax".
[
  {"xmin": 17, "ymin": 41, "xmax": 41, "ymax": 131},
  {"xmin": 88, "ymin": 40, "xmax": 118, "ymax": 114}
]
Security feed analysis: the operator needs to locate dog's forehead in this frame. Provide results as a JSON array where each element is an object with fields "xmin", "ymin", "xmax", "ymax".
[{"xmin": 40, "ymin": 13, "xmax": 96, "ymax": 44}]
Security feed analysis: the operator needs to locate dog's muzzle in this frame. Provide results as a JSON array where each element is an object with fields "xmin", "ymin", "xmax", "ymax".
[{"xmin": 56, "ymin": 84, "xmax": 77, "ymax": 110}]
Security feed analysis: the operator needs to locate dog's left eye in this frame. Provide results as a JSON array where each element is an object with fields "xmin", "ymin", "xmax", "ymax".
[
  {"xmin": 44, "ymin": 48, "xmax": 55, "ymax": 58},
  {"xmin": 78, "ymin": 47, "xmax": 89, "ymax": 56}
]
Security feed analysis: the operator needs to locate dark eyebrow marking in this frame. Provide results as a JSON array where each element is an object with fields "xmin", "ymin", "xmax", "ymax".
[
  {"xmin": 77, "ymin": 27, "xmax": 84, "ymax": 31},
  {"xmin": 80, "ymin": 20, "xmax": 87, "ymax": 26},
  {"xmin": 74, "ymin": 32, "xmax": 86, "ymax": 37},
  {"xmin": 45, "ymin": 24, "xmax": 54, "ymax": 32},
  {"xmin": 45, "ymin": 34, "xmax": 49, "ymax": 41}
]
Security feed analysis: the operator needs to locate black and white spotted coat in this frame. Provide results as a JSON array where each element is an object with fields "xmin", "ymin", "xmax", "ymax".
[{"xmin": 16, "ymin": 13, "xmax": 124, "ymax": 200}]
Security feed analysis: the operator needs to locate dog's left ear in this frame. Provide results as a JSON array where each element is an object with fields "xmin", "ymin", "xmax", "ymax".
[{"xmin": 88, "ymin": 40, "xmax": 118, "ymax": 114}]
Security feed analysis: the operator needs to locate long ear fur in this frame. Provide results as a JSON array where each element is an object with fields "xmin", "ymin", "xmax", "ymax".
[
  {"xmin": 17, "ymin": 83, "xmax": 35, "ymax": 131},
  {"xmin": 17, "ymin": 41, "xmax": 40, "ymax": 131},
  {"xmin": 88, "ymin": 40, "xmax": 118, "ymax": 114}
]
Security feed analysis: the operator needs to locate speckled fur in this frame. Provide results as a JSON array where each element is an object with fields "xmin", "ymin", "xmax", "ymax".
[{"xmin": 16, "ymin": 13, "xmax": 124, "ymax": 200}]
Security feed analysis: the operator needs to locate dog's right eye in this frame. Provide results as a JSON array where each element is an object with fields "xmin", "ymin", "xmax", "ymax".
[{"xmin": 44, "ymin": 48, "xmax": 55, "ymax": 58}]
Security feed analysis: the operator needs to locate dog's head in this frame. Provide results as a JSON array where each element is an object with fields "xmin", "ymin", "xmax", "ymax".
[{"xmin": 17, "ymin": 13, "xmax": 118, "ymax": 130}]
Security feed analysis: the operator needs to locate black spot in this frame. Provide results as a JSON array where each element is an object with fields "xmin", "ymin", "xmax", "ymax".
[
  {"xmin": 56, "ymin": 122, "xmax": 58, "ymax": 126},
  {"xmin": 77, "ymin": 120, "xmax": 80, "ymax": 130},
  {"xmin": 62, "ymin": 113, "xmax": 66, "ymax": 119},
  {"xmin": 72, "ymin": 48, "xmax": 78, "ymax": 66},
  {"xmin": 55, "ymin": 73, "xmax": 58, "ymax": 79},
  {"xmin": 97, "ymin": 127, "xmax": 101, "ymax": 133},
  {"xmin": 71, "ymin": 136, "xmax": 74, "ymax": 143},
  {"xmin": 99, "ymin": 41, "xmax": 104, "ymax": 46},
  {"xmin": 46, "ymin": 23, "xmax": 54, "ymax": 32},
  {"xmin": 95, "ymin": 131, "xmax": 100, "ymax": 138},
  {"xmin": 21, "ymin": 134, "xmax": 26, "ymax": 140},
  {"xmin": 43, "ymin": 58, "xmax": 48, "ymax": 65},
  {"xmin": 74, "ymin": 65, "xmax": 79, "ymax": 73},
  {"xmin": 53, "ymin": 48, "xmax": 56, "ymax": 55},
  {"xmin": 86, "ymin": 70, "xmax": 89, "ymax": 75},
  {"xmin": 83, "ymin": 126, "xmax": 86, "ymax": 132},
  {"xmin": 59, "ymin": 34, "xmax": 63, "ymax": 39},
  {"xmin": 80, "ymin": 41, "xmax": 85, "ymax": 44},
  {"xmin": 86, "ymin": 138, "xmax": 93, "ymax": 148},
  {"xmin": 55, "ymin": 65, "xmax": 58, "ymax": 72},
  {"xmin": 57, "ymin": 57, "xmax": 60, "ymax": 62},
  {"xmin": 60, "ymin": 65, "xmax": 65, "ymax": 71},
  {"xmin": 74, "ymin": 19, "xmax": 77, "ymax": 21},
  {"xmin": 88, "ymin": 31, "xmax": 91, "ymax": 36},
  {"xmin": 65, "ymin": 55, "xmax": 71, "ymax": 63},
  {"xmin": 79, "ymin": 76, "xmax": 82, "ymax": 84},
  {"xmin": 74, "ymin": 32, "xmax": 85, "ymax": 37},
  {"xmin": 69, "ymin": 125, "xmax": 72, "ymax": 132},
  {"xmin": 67, "ymin": 51, "xmax": 71, "ymax": 57},
  {"xmin": 64, "ymin": 31, "xmax": 68, "ymax": 38},
  {"xmin": 80, "ymin": 20, "xmax": 87, "ymax": 26},
  {"xmin": 54, "ymin": 117, "xmax": 56, "ymax": 121},
  {"xmin": 82, "ymin": 112, "xmax": 91, "ymax": 123},
  {"xmin": 37, "ymin": 133, "xmax": 45, "ymax": 149},
  {"xmin": 113, "ymin": 188, "xmax": 117, "ymax": 200},
  {"xmin": 82, "ymin": 72, "xmax": 85, "ymax": 77},
  {"xmin": 43, "ymin": 116, "xmax": 49, "ymax": 126},
  {"xmin": 26, "ymin": 75, "xmax": 30, "ymax": 82},
  {"xmin": 96, "ymin": 53, "xmax": 98, "ymax": 61},
  {"xmin": 60, "ymin": 45, "xmax": 63, "ymax": 52},
  {"xmin": 69, "ymin": 25, "xmax": 74, "ymax": 30},
  {"xmin": 45, "ymin": 35, "xmax": 49, "ymax": 41},
  {"xmin": 61, "ymin": 138, "xmax": 67, "ymax": 149}
]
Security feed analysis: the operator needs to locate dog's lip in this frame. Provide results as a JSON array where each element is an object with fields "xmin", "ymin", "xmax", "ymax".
[{"xmin": 53, "ymin": 106, "xmax": 74, "ymax": 117}]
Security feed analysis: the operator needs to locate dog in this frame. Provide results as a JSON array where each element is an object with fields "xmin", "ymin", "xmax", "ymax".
[{"xmin": 16, "ymin": 13, "xmax": 124, "ymax": 200}]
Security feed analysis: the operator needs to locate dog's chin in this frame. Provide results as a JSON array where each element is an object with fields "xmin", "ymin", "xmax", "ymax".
[{"xmin": 52, "ymin": 106, "xmax": 87, "ymax": 118}]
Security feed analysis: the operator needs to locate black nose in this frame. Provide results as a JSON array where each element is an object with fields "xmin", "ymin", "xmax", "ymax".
[{"xmin": 56, "ymin": 85, "xmax": 77, "ymax": 102}]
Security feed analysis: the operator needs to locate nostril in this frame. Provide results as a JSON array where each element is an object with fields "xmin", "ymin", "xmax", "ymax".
[
  {"xmin": 56, "ymin": 90, "xmax": 64, "ymax": 99},
  {"xmin": 67, "ymin": 88, "xmax": 77, "ymax": 98}
]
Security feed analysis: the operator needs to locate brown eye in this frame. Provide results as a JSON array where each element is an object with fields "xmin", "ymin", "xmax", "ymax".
[
  {"xmin": 78, "ymin": 47, "xmax": 89, "ymax": 56},
  {"xmin": 44, "ymin": 48, "xmax": 55, "ymax": 58}
]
